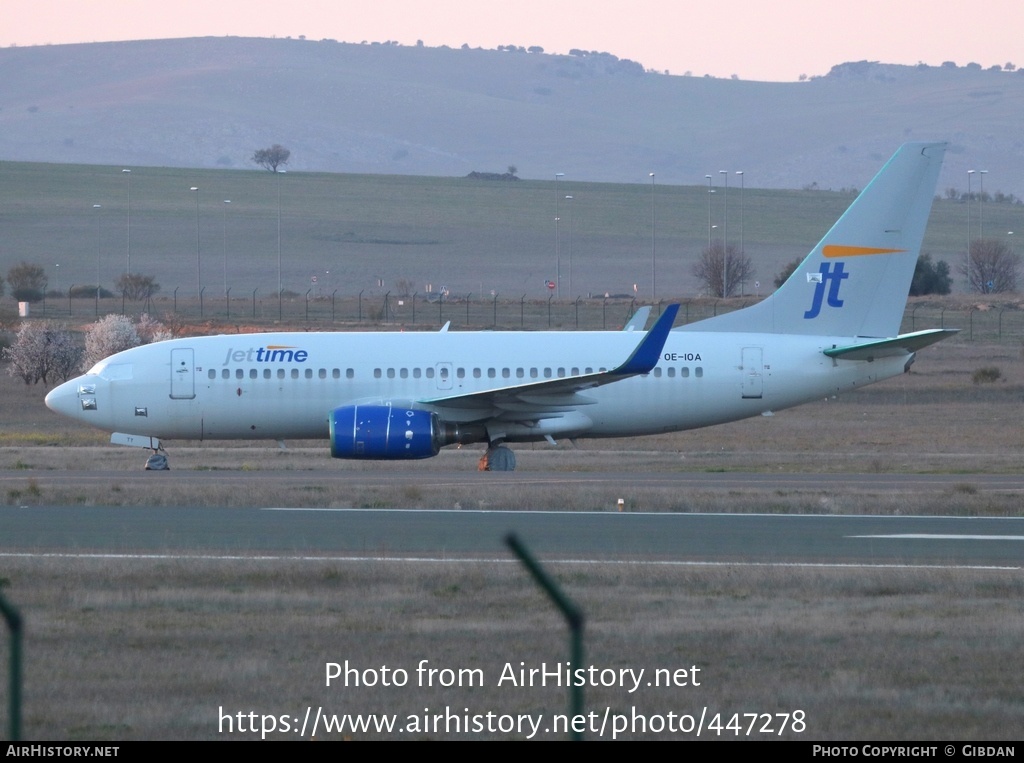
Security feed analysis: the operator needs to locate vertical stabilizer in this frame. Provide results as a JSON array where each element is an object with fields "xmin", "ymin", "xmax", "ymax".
[{"xmin": 682, "ymin": 142, "xmax": 946, "ymax": 338}]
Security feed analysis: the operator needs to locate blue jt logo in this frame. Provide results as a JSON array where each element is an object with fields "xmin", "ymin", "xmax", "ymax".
[{"xmin": 804, "ymin": 262, "xmax": 849, "ymax": 319}]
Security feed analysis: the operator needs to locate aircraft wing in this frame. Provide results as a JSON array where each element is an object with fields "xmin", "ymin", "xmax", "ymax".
[
  {"xmin": 823, "ymin": 328, "xmax": 958, "ymax": 361},
  {"xmin": 418, "ymin": 304, "xmax": 679, "ymax": 414}
]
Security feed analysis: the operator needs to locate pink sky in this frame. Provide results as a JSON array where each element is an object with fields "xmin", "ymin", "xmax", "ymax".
[{"xmin": 2, "ymin": 0, "xmax": 1020, "ymax": 82}]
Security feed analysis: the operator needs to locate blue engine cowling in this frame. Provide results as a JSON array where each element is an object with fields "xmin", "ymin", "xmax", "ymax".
[{"xmin": 330, "ymin": 404, "xmax": 442, "ymax": 460}]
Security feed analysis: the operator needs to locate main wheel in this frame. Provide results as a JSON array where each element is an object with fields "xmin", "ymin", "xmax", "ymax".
[{"xmin": 483, "ymin": 445, "xmax": 516, "ymax": 472}]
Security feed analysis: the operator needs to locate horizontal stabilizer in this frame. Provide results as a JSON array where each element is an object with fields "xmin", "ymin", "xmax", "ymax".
[{"xmin": 823, "ymin": 329, "xmax": 958, "ymax": 361}]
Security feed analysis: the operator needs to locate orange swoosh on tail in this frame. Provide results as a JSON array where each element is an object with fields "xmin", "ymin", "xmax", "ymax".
[{"xmin": 823, "ymin": 245, "xmax": 905, "ymax": 258}]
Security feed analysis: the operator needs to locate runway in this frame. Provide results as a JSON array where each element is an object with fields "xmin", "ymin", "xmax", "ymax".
[
  {"xmin": 3, "ymin": 505, "xmax": 1022, "ymax": 568},
  {"xmin": 4, "ymin": 468, "xmax": 1024, "ymax": 492}
]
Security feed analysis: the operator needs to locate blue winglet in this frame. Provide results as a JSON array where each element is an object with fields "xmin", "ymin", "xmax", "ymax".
[{"xmin": 614, "ymin": 303, "xmax": 679, "ymax": 375}]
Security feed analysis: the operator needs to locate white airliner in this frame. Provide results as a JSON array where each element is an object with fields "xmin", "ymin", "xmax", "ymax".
[{"xmin": 46, "ymin": 143, "xmax": 953, "ymax": 471}]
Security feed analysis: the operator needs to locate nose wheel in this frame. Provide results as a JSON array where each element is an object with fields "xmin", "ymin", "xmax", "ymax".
[{"xmin": 144, "ymin": 449, "xmax": 170, "ymax": 471}]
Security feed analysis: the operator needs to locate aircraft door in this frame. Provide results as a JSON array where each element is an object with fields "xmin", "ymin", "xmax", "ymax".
[
  {"xmin": 435, "ymin": 362, "xmax": 453, "ymax": 390},
  {"xmin": 740, "ymin": 347, "xmax": 763, "ymax": 399},
  {"xmin": 170, "ymin": 348, "xmax": 196, "ymax": 400}
]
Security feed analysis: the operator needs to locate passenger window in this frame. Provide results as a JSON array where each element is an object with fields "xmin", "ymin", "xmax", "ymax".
[
  {"xmin": 264, "ymin": 369, "xmax": 271, "ymax": 379},
  {"xmin": 222, "ymin": 369, "xmax": 230, "ymax": 379},
  {"xmin": 387, "ymin": 368, "xmax": 395, "ymax": 379},
  {"xmin": 400, "ymin": 368, "xmax": 408, "ymax": 379},
  {"xmin": 291, "ymin": 369, "xmax": 299, "ymax": 379},
  {"xmin": 413, "ymin": 368, "xmax": 422, "ymax": 379},
  {"xmin": 653, "ymin": 368, "xmax": 662, "ymax": 377},
  {"xmin": 457, "ymin": 368, "xmax": 465, "ymax": 379},
  {"xmin": 426, "ymin": 368, "xmax": 435, "ymax": 379},
  {"xmin": 488, "ymin": 368, "xmax": 496, "ymax": 378},
  {"xmin": 319, "ymin": 368, "xmax": 327, "ymax": 379},
  {"xmin": 374, "ymin": 369, "xmax": 382, "ymax": 379},
  {"xmin": 332, "ymin": 369, "xmax": 340, "ymax": 379},
  {"xmin": 667, "ymin": 367, "xmax": 675, "ymax": 378},
  {"xmin": 278, "ymin": 369, "xmax": 286, "ymax": 379},
  {"xmin": 681, "ymin": 367, "xmax": 689, "ymax": 378},
  {"xmin": 695, "ymin": 367, "xmax": 703, "ymax": 378},
  {"xmin": 346, "ymin": 369, "xmax": 354, "ymax": 379},
  {"xmin": 305, "ymin": 368, "xmax": 313, "ymax": 379},
  {"xmin": 208, "ymin": 369, "xmax": 216, "ymax": 380},
  {"xmin": 473, "ymin": 368, "xmax": 481, "ymax": 378},
  {"xmin": 544, "ymin": 368, "xmax": 552, "ymax": 378},
  {"xmin": 502, "ymin": 368, "xmax": 510, "ymax": 378},
  {"xmin": 516, "ymin": 368, "xmax": 524, "ymax": 378},
  {"xmin": 235, "ymin": 369, "xmax": 244, "ymax": 379},
  {"xmin": 249, "ymin": 369, "xmax": 257, "ymax": 379}
]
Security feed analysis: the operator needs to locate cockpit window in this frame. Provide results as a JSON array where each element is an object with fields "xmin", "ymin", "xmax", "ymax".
[{"xmin": 97, "ymin": 363, "xmax": 133, "ymax": 381}]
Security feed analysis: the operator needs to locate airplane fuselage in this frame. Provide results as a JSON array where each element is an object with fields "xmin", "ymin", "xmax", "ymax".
[{"xmin": 46, "ymin": 327, "xmax": 910, "ymax": 446}]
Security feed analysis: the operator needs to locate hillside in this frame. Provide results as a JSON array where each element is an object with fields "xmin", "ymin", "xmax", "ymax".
[{"xmin": 0, "ymin": 38, "xmax": 1022, "ymax": 195}]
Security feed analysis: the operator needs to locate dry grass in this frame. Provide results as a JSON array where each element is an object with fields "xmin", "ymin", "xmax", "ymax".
[{"xmin": 1, "ymin": 557, "xmax": 1020, "ymax": 740}]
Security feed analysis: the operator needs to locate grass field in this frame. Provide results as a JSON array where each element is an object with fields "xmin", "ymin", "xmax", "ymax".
[
  {"xmin": 2, "ymin": 159, "xmax": 1020, "ymax": 305},
  {"xmin": 2, "ymin": 558, "xmax": 1021, "ymax": 740}
]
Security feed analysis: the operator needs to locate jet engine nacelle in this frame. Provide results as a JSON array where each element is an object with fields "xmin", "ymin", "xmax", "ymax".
[{"xmin": 330, "ymin": 404, "xmax": 442, "ymax": 459}]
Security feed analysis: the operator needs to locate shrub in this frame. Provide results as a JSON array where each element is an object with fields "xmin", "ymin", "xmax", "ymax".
[{"xmin": 971, "ymin": 366, "xmax": 1002, "ymax": 384}]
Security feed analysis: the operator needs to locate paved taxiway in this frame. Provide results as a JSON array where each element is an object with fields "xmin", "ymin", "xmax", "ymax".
[
  {"xmin": 3, "ymin": 504, "xmax": 1022, "ymax": 568},
  {"xmin": 4, "ymin": 468, "xmax": 1024, "ymax": 492}
]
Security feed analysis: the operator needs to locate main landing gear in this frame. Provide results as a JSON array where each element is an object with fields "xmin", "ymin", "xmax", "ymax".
[{"xmin": 478, "ymin": 443, "xmax": 517, "ymax": 472}]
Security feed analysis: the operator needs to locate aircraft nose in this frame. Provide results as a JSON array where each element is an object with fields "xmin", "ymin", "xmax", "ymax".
[{"xmin": 45, "ymin": 376, "xmax": 97, "ymax": 421}]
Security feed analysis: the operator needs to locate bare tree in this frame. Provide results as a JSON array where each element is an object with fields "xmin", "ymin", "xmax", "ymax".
[
  {"xmin": 692, "ymin": 241, "xmax": 754, "ymax": 297},
  {"xmin": 394, "ymin": 278, "xmax": 415, "ymax": 297},
  {"xmin": 115, "ymin": 273, "xmax": 161, "ymax": 301},
  {"xmin": 959, "ymin": 238, "xmax": 1020, "ymax": 294},
  {"xmin": 7, "ymin": 261, "xmax": 47, "ymax": 302},
  {"xmin": 252, "ymin": 144, "xmax": 291, "ymax": 172}
]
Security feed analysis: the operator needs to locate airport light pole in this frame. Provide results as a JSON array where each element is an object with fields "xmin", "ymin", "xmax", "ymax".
[
  {"xmin": 122, "ymin": 169, "xmax": 131, "ymax": 275},
  {"xmin": 190, "ymin": 186, "xmax": 201, "ymax": 298},
  {"xmin": 93, "ymin": 204, "xmax": 102, "ymax": 314},
  {"xmin": 277, "ymin": 170, "xmax": 286, "ymax": 310},
  {"xmin": 649, "ymin": 173, "xmax": 656, "ymax": 300},
  {"xmin": 967, "ymin": 170, "xmax": 975, "ymax": 292},
  {"xmin": 978, "ymin": 169, "xmax": 988, "ymax": 239},
  {"xmin": 565, "ymin": 195, "xmax": 573, "ymax": 297},
  {"xmin": 222, "ymin": 200, "xmax": 231, "ymax": 297},
  {"xmin": 736, "ymin": 170, "xmax": 744, "ymax": 295},
  {"xmin": 705, "ymin": 175, "xmax": 713, "ymax": 249},
  {"xmin": 720, "ymin": 170, "xmax": 729, "ymax": 298},
  {"xmin": 555, "ymin": 173, "xmax": 564, "ymax": 298}
]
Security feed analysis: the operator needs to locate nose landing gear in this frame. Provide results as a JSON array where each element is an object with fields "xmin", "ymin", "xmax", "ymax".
[{"xmin": 144, "ymin": 448, "xmax": 170, "ymax": 471}]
